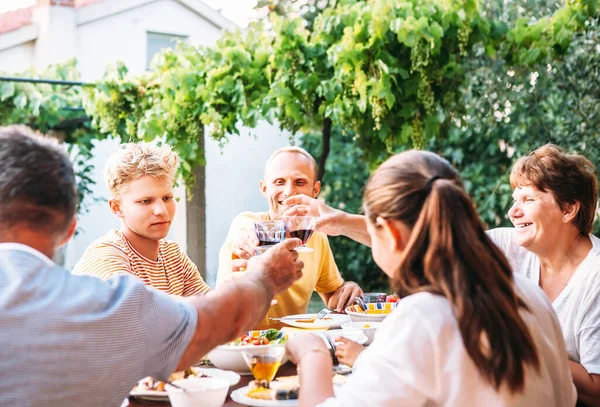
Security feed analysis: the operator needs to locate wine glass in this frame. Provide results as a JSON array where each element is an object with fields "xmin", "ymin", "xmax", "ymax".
[
  {"xmin": 254, "ymin": 220, "xmax": 286, "ymax": 247},
  {"xmin": 241, "ymin": 346, "xmax": 286, "ymax": 385},
  {"xmin": 282, "ymin": 216, "xmax": 316, "ymax": 252}
]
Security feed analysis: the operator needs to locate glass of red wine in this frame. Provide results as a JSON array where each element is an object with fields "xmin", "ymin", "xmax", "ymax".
[
  {"xmin": 254, "ymin": 220, "xmax": 286, "ymax": 255},
  {"xmin": 282, "ymin": 216, "xmax": 316, "ymax": 252}
]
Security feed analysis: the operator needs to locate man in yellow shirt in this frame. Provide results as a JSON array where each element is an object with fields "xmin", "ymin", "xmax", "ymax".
[
  {"xmin": 217, "ymin": 146, "xmax": 362, "ymax": 328},
  {"xmin": 73, "ymin": 142, "xmax": 209, "ymax": 297}
]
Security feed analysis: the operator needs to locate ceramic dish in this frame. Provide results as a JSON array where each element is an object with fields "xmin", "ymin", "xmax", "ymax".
[
  {"xmin": 344, "ymin": 302, "xmax": 398, "ymax": 323},
  {"xmin": 230, "ymin": 387, "xmax": 298, "ymax": 406},
  {"xmin": 278, "ymin": 313, "xmax": 351, "ymax": 329},
  {"xmin": 129, "ymin": 368, "xmax": 240, "ymax": 401}
]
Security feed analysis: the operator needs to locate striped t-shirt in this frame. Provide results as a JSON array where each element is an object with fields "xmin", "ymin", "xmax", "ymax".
[
  {"xmin": 72, "ymin": 229, "xmax": 209, "ymax": 296},
  {"xmin": 0, "ymin": 243, "xmax": 198, "ymax": 407}
]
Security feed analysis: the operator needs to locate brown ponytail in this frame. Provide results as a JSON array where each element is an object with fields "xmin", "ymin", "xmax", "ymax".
[{"xmin": 363, "ymin": 150, "xmax": 540, "ymax": 393}]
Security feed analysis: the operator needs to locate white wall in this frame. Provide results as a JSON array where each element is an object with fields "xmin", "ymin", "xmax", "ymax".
[
  {"xmin": 76, "ymin": 0, "xmax": 223, "ymax": 80},
  {"xmin": 0, "ymin": 42, "xmax": 34, "ymax": 72}
]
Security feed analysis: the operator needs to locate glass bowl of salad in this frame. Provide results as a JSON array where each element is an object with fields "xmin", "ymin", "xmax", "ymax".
[{"xmin": 206, "ymin": 329, "xmax": 289, "ymax": 375}]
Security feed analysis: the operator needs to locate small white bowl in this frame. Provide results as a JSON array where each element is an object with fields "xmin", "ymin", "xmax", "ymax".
[
  {"xmin": 166, "ymin": 377, "xmax": 229, "ymax": 407},
  {"xmin": 345, "ymin": 309, "xmax": 388, "ymax": 323},
  {"xmin": 326, "ymin": 329, "xmax": 368, "ymax": 346},
  {"xmin": 341, "ymin": 321, "xmax": 383, "ymax": 345},
  {"xmin": 207, "ymin": 344, "xmax": 288, "ymax": 375}
]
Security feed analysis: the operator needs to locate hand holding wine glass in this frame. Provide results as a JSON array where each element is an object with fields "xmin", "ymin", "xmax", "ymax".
[
  {"xmin": 282, "ymin": 215, "xmax": 317, "ymax": 252},
  {"xmin": 282, "ymin": 194, "xmax": 348, "ymax": 237}
]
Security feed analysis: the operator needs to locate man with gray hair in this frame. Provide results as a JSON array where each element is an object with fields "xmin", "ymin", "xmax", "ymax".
[
  {"xmin": 217, "ymin": 146, "xmax": 362, "ymax": 329},
  {"xmin": 0, "ymin": 125, "xmax": 304, "ymax": 406}
]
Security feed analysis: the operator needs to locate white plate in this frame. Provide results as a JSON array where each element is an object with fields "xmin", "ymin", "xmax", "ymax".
[
  {"xmin": 230, "ymin": 386, "xmax": 298, "ymax": 406},
  {"xmin": 279, "ymin": 313, "xmax": 351, "ymax": 329},
  {"xmin": 129, "ymin": 368, "xmax": 240, "ymax": 401},
  {"xmin": 128, "ymin": 389, "xmax": 169, "ymax": 401},
  {"xmin": 230, "ymin": 378, "xmax": 349, "ymax": 406}
]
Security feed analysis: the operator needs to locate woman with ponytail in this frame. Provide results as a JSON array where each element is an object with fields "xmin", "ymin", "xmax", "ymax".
[{"xmin": 285, "ymin": 151, "xmax": 576, "ymax": 406}]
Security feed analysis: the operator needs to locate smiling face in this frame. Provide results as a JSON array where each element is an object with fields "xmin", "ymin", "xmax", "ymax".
[
  {"xmin": 508, "ymin": 184, "xmax": 568, "ymax": 252},
  {"xmin": 109, "ymin": 175, "xmax": 176, "ymax": 241},
  {"xmin": 260, "ymin": 152, "xmax": 321, "ymax": 219}
]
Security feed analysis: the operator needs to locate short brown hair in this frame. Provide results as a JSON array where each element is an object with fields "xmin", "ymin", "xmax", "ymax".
[
  {"xmin": 0, "ymin": 125, "xmax": 77, "ymax": 234},
  {"xmin": 510, "ymin": 144, "xmax": 598, "ymax": 235},
  {"xmin": 106, "ymin": 142, "xmax": 179, "ymax": 197}
]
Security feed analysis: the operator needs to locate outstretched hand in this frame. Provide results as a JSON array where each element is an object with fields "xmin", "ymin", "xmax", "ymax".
[
  {"xmin": 232, "ymin": 228, "xmax": 259, "ymax": 261},
  {"xmin": 282, "ymin": 194, "xmax": 348, "ymax": 237}
]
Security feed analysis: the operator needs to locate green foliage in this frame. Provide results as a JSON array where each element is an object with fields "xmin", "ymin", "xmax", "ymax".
[
  {"xmin": 300, "ymin": 1, "xmax": 599, "ymax": 288},
  {"xmin": 0, "ymin": 59, "xmax": 107, "ymax": 213},
  {"xmin": 84, "ymin": 27, "xmax": 275, "ymax": 186},
  {"xmin": 438, "ymin": 15, "xmax": 600, "ymax": 232},
  {"xmin": 83, "ymin": 0, "xmax": 595, "ymax": 189}
]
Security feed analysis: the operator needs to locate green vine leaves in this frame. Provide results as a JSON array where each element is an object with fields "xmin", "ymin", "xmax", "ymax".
[{"xmin": 83, "ymin": 0, "xmax": 597, "ymax": 185}]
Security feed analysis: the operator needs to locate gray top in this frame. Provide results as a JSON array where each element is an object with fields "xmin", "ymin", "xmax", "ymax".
[
  {"xmin": 0, "ymin": 243, "xmax": 198, "ymax": 407},
  {"xmin": 487, "ymin": 228, "xmax": 600, "ymax": 374}
]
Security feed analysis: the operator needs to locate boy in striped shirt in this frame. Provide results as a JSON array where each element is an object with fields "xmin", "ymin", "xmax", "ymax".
[{"xmin": 73, "ymin": 142, "xmax": 209, "ymax": 296}]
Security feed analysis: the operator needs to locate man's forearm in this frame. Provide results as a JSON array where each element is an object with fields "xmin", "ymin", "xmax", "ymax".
[
  {"xmin": 176, "ymin": 273, "xmax": 273, "ymax": 370},
  {"xmin": 570, "ymin": 360, "xmax": 600, "ymax": 406},
  {"xmin": 341, "ymin": 214, "xmax": 371, "ymax": 247}
]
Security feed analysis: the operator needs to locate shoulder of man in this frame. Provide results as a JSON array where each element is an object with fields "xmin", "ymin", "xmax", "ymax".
[
  {"xmin": 309, "ymin": 231, "xmax": 333, "ymax": 250},
  {"xmin": 228, "ymin": 211, "xmax": 268, "ymax": 230}
]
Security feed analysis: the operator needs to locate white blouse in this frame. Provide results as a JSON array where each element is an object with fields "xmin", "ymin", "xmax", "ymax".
[
  {"xmin": 488, "ymin": 228, "xmax": 600, "ymax": 374},
  {"xmin": 318, "ymin": 274, "xmax": 576, "ymax": 407}
]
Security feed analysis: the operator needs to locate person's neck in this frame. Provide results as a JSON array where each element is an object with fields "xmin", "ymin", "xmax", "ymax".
[
  {"xmin": 268, "ymin": 211, "xmax": 279, "ymax": 220},
  {"xmin": 0, "ymin": 228, "xmax": 57, "ymax": 260},
  {"xmin": 536, "ymin": 230, "xmax": 592, "ymax": 276},
  {"xmin": 120, "ymin": 227, "xmax": 160, "ymax": 261}
]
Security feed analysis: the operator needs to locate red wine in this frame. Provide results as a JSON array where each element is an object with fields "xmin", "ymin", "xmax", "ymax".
[
  {"xmin": 259, "ymin": 239, "xmax": 278, "ymax": 246},
  {"xmin": 289, "ymin": 229, "xmax": 314, "ymax": 244}
]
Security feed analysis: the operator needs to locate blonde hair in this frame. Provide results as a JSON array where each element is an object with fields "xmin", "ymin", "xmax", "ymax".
[
  {"xmin": 105, "ymin": 142, "xmax": 179, "ymax": 197},
  {"xmin": 264, "ymin": 146, "xmax": 318, "ymax": 180}
]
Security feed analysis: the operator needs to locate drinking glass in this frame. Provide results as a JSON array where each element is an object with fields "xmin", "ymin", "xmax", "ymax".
[
  {"xmin": 254, "ymin": 220, "xmax": 286, "ymax": 247},
  {"xmin": 254, "ymin": 245, "xmax": 275, "ymax": 256},
  {"xmin": 282, "ymin": 216, "xmax": 316, "ymax": 252},
  {"xmin": 241, "ymin": 346, "xmax": 286, "ymax": 384}
]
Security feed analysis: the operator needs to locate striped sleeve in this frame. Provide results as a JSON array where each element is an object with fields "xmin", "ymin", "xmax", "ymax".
[
  {"xmin": 71, "ymin": 243, "xmax": 131, "ymax": 280},
  {"xmin": 179, "ymin": 252, "xmax": 210, "ymax": 296}
]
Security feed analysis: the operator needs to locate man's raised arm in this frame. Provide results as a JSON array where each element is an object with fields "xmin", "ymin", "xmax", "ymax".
[
  {"xmin": 282, "ymin": 195, "xmax": 371, "ymax": 247},
  {"xmin": 176, "ymin": 238, "xmax": 303, "ymax": 370}
]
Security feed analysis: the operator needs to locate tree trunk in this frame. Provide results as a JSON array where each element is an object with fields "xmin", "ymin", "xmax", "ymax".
[
  {"xmin": 317, "ymin": 117, "xmax": 332, "ymax": 181},
  {"xmin": 186, "ymin": 133, "xmax": 207, "ymax": 280}
]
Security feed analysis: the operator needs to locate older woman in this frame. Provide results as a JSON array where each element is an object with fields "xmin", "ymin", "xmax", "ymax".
[
  {"xmin": 283, "ymin": 144, "xmax": 600, "ymax": 405},
  {"xmin": 487, "ymin": 145, "xmax": 600, "ymax": 405}
]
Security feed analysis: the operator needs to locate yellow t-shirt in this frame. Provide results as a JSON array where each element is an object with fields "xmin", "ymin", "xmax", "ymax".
[
  {"xmin": 72, "ymin": 229, "xmax": 210, "ymax": 297},
  {"xmin": 217, "ymin": 212, "xmax": 344, "ymax": 329}
]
